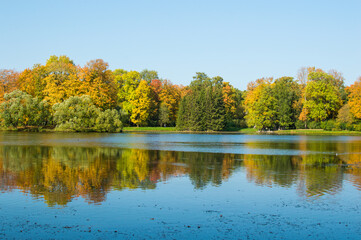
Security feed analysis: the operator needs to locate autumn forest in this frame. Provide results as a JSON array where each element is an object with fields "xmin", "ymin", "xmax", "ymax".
[{"xmin": 1, "ymin": 55, "xmax": 360, "ymax": 132}]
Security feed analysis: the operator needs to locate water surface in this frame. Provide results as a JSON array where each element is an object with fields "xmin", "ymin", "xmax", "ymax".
[{"xmin": 1, "ymin": 132, "xmax": 361, "ymax": 239}]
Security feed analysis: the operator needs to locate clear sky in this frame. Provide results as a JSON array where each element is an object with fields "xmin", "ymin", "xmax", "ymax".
[{"xmin": 1, "ymin": 0, "xmax": 360, "ymax": 90}]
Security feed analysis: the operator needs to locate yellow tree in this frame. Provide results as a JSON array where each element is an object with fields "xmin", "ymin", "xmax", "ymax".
[
  {"xmin": 159, "ymin": 80, "xmax": 181, "ymax": 124},
  {"xmin": 244, "ymin": 78, "xmax": 273, "ymax": 128},
  {"xmin": 222, "ymin": 82, "xmax": 237, "ymax": 118},
  {"xmin": 80, "ymin": 59, "xmax": 117, "ymax": 110},
  {"xmin": 130, "ymin": 80, "xmax": 152, "ymax": 126},
  {"xmin": 347, "ymin": 77, "xmax": 361, "ymax": 119},
  {"xmin": 43, "ymin": 55, "xmax": 81, "ymax": 105},
  {"xmin": 114, "ymin": 70, "xmax": 141, "ymax": 113},
  {"xmin": 18, "ymin": 65, "xmax": 47, "ymax": 99}
]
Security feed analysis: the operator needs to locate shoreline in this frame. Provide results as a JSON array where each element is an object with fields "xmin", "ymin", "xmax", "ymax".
[
  {"xmin": 1, "ymin": 127, "xmax": 361, "ymax": 136},
  {"xmin": 123, "ymin": 127, "xmax": 361, "ymax": 136}
]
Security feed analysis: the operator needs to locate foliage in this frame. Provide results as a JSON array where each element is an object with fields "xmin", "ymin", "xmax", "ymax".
[
  {"xmin": 18, "ymin": 65, "xmax": 47, "ymax": 99},
  {"xmin": 223, "ymin": 82, "xmax": 245, "ymax": 128},
  {"xmin": 159, "ymin": 80, "xmax": 181, "ymax": 125},
  {"xmin": 114, "ymin": 70, "xmax": 141, "ymax": 114},
  {"xmin": 273, "ymin": 77, "xmax": 301, "ymax": 129},
  {"xmin": 52, "ymin": 96, "xmax": 99, "ymax": 131},
  {"xmin": 301, "ymin": 72, "xmax": 342, "ymax": 122},
  {"xmin": 295, "ymin": 120, "xmax": 306, "ymax": 129},
  {"xmin": 321, "ymin": 120, "xmax": 337, "ymax": 131},
  {"xmin": 0, "ymin": 69, "xmax": 19, "ymax": 103},
  {"xmin": 140, "ymin": 69, "xmax": 159, "ymax": 83},
  {"xmin": 95, "ymin": 109, "xmax": 123, "ymax": 132},
  {"xmin": 244, "ymin": 77, "xmax": 300, "ymax": 130},
  {"xmin": 3, "ymin": 56, "xmax": 361, "ymax": 133},
  {"xmin": 80, "ymin": 59, "xmax": 117, "ymax": 110},
  {"xmin": 159, "ymin": 102, "xmax": 170, "ymax": 127},
  {"xmin": 43, "ymin": 55, "xmax": 80, "ymax": 106},
  {"xmin": 52, "ymin": 95, "xmax": 123, "ymax": 132},
  {"xmin": 244, "ymin": 78, "xmax": 273, "ymax": 130},
  {"xmin": 177, "ymin": 73, "xmax": 225, "ymax": 131},
  {"xmin": 0, "ymin": 90, "xmax": 50, "ymax": 127},
  {"xmin": 308, "ymin": 121, "xmax": 322, "ymax": 129},
  {"xmin": 130, "ymin": 80, "xmax": 152, "ymax": 127},
  {"xmin": 337, "ymin": 104, "xmax": 355, "ymax": 124},
  {"xmin": 347, "ymin": 78, "xmax": 361, "ymax": 119}
]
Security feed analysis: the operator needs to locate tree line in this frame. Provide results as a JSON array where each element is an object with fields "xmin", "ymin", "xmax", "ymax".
[{"xmin": 0, "ymin": 56, "xmax": 360, "ymax": 131}]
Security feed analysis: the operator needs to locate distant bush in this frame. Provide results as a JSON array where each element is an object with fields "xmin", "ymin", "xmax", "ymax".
[
  {"xmin": 53, "ymin": 95, "xmax": 123, "ymax": 132},
  {"xmin": 295, "ymin": 120, "xmax": 306, "ymax": 129},
  {"xmin": 337, "ymin": 122, "xmax": 347, "ymax": 130},
  {"xmin": 345, "ymin": 123, "xmax": 354, "ymax": 131},
  {"xmin": 353, "ymin": 122, "xmax": 361, "ymax": 132},
  {"xmin": 225, "ymin": 119, "xmax": 248, "ymax": 129},
  {"xmin": 0, "ymin": 90, "xmax": 51, "ymax": 128},
  {"xmin": 321, "ymin": 120, "xmax": 337, "ymax": 131},
  {"xmin": 53, "ymin": 96, "xmax": 99, "ymax": 131},
  {"xmin": 95, "ymin": 109, "xmax": 123, "ymax": 132},
  {"xmin": 337, "ymin": 104, "xmax": 355, "ymax": 124},
  {"xmin": 308, "ymin": 121, "xmax": 321, "ymax": 129}
]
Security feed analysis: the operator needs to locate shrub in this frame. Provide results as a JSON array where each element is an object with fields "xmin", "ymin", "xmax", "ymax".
[
  {"xmin": 0, "ymin": 90, "xmax": 51, "ymax": 128},
  {"xmin": 346, "ymin": 124, "xmax": 353, "ymax": 131},
  {"xmin": 337, "ymin": 104, "xmax": 355, "ymax": 124},
  {"xmin": 354, "ymin": 122, "xmax": 361, "ymax": 132},
  {"xmin": 321, "ymin": 120, "xmax": 336, "ymax": 131},
  {"xmin": 337, "ymin": 122, "xmax": 346, "ymax": 130},
  {"xmin": 308, "ymin": 121, "xmax": 321, "ymax": 129},
  {"xmin": 53, "ymin": 95, "xmax": 123, "ymax": 132},
  {"xmin": 53, "ymin": 96, "xmax": 99, "ymax": 131},
  {"xmin": 295, "ymin": 120, "xmax": 306, "ymax": 129},
  {"xmin": 95, "ymin": 109, "xmax": 123, "ymax": 132}
]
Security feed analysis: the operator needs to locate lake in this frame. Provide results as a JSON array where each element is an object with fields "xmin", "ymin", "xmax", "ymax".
[{"xmin": 1, "ymin": 132, "xmax": 361, "ymax": 239}]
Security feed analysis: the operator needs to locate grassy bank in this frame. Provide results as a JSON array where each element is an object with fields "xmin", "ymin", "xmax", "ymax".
[
  {"xmin": 123, "ymin": 127, "xmax": 177, "ymax": 132},
  {"xmin": 123, "ymin": 127, "xmax": 258, "ymax": 133}
]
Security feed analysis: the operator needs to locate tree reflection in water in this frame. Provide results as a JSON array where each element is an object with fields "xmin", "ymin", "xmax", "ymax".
[{"xmin": 1, "ymin": 144, "xmax": 361, "ymax": 206}]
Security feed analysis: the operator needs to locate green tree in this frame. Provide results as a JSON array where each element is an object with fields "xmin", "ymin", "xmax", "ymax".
[
  {"xmin": 95, "ymin": 109, "xmax": 123, "ymax": 132},
  {"xmin": 301, "ymin": 72, "xmax": 342, "ymax": 122},
  {"xmin": 140, "ymin": 69, "xmax": 159, "ymax": 83},
  {"xmin": 253, "ymin": 84, "xmax": 277, "ymax": 130},
  {"xmin": 337, "ymin": 104, "xmax": 354, "ymax": 124},
  {"xmin": 244, "ymin": 78, "xmax": 274, "ymax": 130},
  {"xmin": 208, "ymin": 76, "xmax": 226, "ymax": 131},
  {"xmin": 177, "ymin": 73, "xmax": 225, "ymax": 131},
  {"xmin": 0, "ymin": 90, "xmax": 50, "ymax": 127},
  {"xmin": 159, "ymin": 102, "xmax": 170, "ymax": 127},
  {"xmin": 52, "ymin": 95, "xmax": 100, "ymax": 131},
  {"xmin": 114, "ymin": 70, "xmax": 141, "ymax": 114},
  {"xmin": 273, "ymin": 77, "xmax": 302, "ymax": 129}
]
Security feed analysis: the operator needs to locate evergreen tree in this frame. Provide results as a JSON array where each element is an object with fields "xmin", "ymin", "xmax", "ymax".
[
  {"xmin": 176, "ymin": 73, "xmax": 226, "ymax": 131},
  {"xmin": 273, "ymin": 77, "xmax": 301, "ymax": 129}
]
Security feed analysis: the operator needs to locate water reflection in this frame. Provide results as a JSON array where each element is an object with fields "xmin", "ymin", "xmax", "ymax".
[{"xmin": 1, "ymin": 144, "xmax": 361, "ymax": 207}]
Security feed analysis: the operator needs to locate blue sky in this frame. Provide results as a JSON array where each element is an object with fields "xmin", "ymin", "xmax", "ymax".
[{"xmin": 1, "ymin": 0, "xmax": 360, "ymax": 90}]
